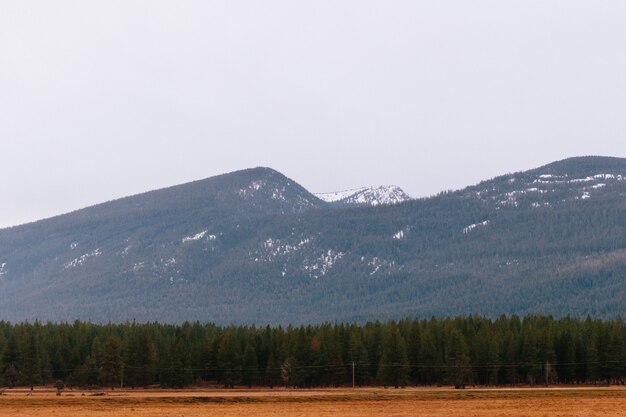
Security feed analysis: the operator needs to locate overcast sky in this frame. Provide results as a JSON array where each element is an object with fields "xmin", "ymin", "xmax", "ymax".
[{"xmin": 1, "ymin": 1, "xmax": 625, "ymax": 228}]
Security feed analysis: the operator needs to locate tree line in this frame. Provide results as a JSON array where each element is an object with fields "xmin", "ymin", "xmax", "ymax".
[{"xmin": 1, "ymin": 315, "xmax": 625, "ymax": 389}]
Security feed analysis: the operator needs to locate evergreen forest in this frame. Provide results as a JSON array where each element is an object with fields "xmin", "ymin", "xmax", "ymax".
[{"xmin": 1, "ymin": 315, "xmax": 625, "ymax": 390}]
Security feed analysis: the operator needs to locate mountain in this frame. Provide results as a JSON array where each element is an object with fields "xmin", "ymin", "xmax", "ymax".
[
  {"xmin": 460, "ymin": 156, "xmax": 626, "ymax": 209},
  {"xmin": 315, "ymin": 185, "xmax": 412, "ymax": 206},
  {"xmin": 1, "ymin": 156, "xmax": 626, "ymax": 324}
]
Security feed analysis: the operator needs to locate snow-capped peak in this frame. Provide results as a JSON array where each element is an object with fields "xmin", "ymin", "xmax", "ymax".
[{"xmin": 316, "ymin": 186, "xmax": 412, "ymax": 206}]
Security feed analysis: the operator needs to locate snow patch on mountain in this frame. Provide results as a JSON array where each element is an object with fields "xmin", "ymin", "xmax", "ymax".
[
  {"xmin": 316, "ymin": 186, "xmax": 411, "ymax": 206},
  {"xmin": 471, "ymin": 170, "xmax": 626, "ymax": 209},
  {"xmin": 303, "ymin": 250, "xmax": 344, "ymax": 278},
  {"xmin": 0, "ymin": 262, "xmax": 7, "ymax": 276},
  {"xmin": 316, "ymin": 189, "xmax": 364, "ymax": 202},
  {"xmin": 254, "ymin": 237, "xmax": 312, "ymax": 262},
  {"xmin": 238, "ymin": 180, "xmax": 266, "ymax": 198},
  {"xmin": 271, "ymin": 187, "xmax": 287, "ymax": 201},
  {"xmin": 361, "ymin": 256, "xmax": 396, "ymax": 275},
  {"xmin": 393, "ymin": 227, "xmax": 411, "ymax": 240},
  {"xmin": 182, "ymin": 230, "xmax": 217, "ymax": 243},
  {"xmin": 64, "ymin": 249, "xmax": 102, "ymax": 269},
  {"xmin": 463, "ymin": 221, "xmax": 491, "ymax": 234}
]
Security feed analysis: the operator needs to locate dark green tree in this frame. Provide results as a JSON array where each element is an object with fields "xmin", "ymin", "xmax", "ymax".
[
  {"xmin": 241, "ymin": 340, "xmax": 260, "ymax": 388},
  {"xmin": 519, "ymin": 324, "xmax": 540, "ymax": 385},
  {"xmin": 289, "ymin": 327, "xmax": 315, "ymax": 387},
  {"xmin": 1, "ymin": 334, "xmax": 20, "ymax": 387},
  {"xmin": 445, "ymin": 328, "xmax": 472, "ymax": 388},
  {"xmin": 99, "ymin": 336, "xmax": 123, "ymax": 389},
  {"xmin": 22, "ymin": 332, "xmax": 41, "ymax": 391},
  {"xmin": 377, "ymin": 324, "xmax": 409, "ymax": 388},
  {"xmin": 161, "ymin": 335, "xmax": 193, "ymax": 388},
  {"xmin": 265, "ymin": 353, "xmax": 280, "ymax": 388},
  {"xmin": 217, "ymin": 332, "xmax": 241, "ymax": 388},
  {"xmin": 349, "ymin": 328, "xmax": 370, "ymax": 386},
  {"xmin": 124, "ymin": 330, "xmax": 156, "ymax": 388}
]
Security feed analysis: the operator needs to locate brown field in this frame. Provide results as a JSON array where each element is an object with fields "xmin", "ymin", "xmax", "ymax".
[{"xmin": 1, "ymin": 386, "xmax": 625, "ymax": 417}]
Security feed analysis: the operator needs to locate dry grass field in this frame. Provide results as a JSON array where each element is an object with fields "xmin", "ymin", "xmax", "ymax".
[{"xmin": 1, "ymin": 387, "xmax": 625, "ymax": 417}]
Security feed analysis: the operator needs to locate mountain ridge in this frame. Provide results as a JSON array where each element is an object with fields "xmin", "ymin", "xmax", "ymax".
[{"xmin": 1, "ymin": 155, "xmax": 626, "ymax": 324}]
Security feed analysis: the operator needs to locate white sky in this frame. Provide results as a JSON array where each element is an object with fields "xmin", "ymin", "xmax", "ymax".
[{"xmin": 1, "ymin": 1, "xmax": 625, "ymax": 228}]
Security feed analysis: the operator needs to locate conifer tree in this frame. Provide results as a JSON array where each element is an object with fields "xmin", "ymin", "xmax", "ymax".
[
  {"xmin": 377, "ymin": 324, "xmax": 409, "ymax": 388},
  {"xmin": 124, "ymin": 330, "xmax": 156, "ymax": 388},
  {"xmin": 418, "ymin": 326, "xmax": 441, "ymax": 385},
  {"xmin": 241, "ymin": 340, "xmax": 259, "ymax": 388},
  {"xmin": 289, "ymin": 327, "xmax": 315, "ymax": 387},
  {"xmin": 22, "ymin": 332, "xmax": 41, "ymax": 390},
  {"xmin": 317, "ymin": 328, "xmax": 346, "ymax": 387},
  {"xmin": 99, "ymin": 336, "xmax": 123, "ymax": 389},
  {"xmin": 445, "ymin": 328, "xmax": 472, "ymax": 388},
  {"xmin": 217, "ymin": 332, "xmax": 241, "ymax": 388},
  {"xmin": 406, "ymin": 321, "xmax": 422, "ymax": 385},
  {"xmin": 265, "ymin": 353, "xmax": 280, "ymax": 388},
  {"xmin": 519, "ymin": 324, "xmax": 540, "ymax": 385},
  {"xmin": 161, "ymin": 335, "xmax": 192, "ymax": 388},
  {"xmin": 349, "ymin": 328, "xmax": 369, "ymax": 386},
  {"xmin": 201, "ymin": 335, "xmax": 220, "ymax": 383},
  {"xmin": 1, "ymin": 334, "xmax": 20, "ymax": 387}
]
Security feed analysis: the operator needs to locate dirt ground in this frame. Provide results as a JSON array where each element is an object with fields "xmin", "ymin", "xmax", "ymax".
[{"xmin": 1, "ymin": 387, "xmax": 625, "ymax": 417}]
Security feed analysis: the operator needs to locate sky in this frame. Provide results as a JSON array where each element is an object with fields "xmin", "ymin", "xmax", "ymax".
[{"xmin": 1, "ymin": 1, "xmax": 625, "ymax": 228}]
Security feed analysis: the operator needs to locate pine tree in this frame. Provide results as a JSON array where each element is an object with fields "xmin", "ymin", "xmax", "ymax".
[
  {"xmin": 241, "ymin": 340, "xmax": 259, "ymax": 388},
  {"xmin": 556, "ymin": 329, "xmax": 577, "ymax": 383},
  {"xmin": 161, "ymin": 335, "xmax": 192, "ymax": 388},
  {"xmin": 418, "ymin": 326, "xmax": 441, "ymax": 385},
  {"xmin": 349, "ymin": 328, "xmax": 369, "ymax": 386},
  {"xmin": 265, "ymin": 353, "xmax": 280, "ymax": 388},
  {"xmin": 501, "ymin": 329, "xmax": 518, "ymax": 385},
  {"xmin": 604, "ymin": 324, "xmax": 626, "ymax": 384},
  {"xmin": 289, "ymin": 327, "xmax": 315, "ymax": 388},
  {"xmin": 406, "ymin": 321, "xmax": 422, "ymax": 385},
  {"xmin": 22, "ymin": 332, "xmax": 41, "ymax": 391},
  {"xmin": 201, "ymin": 334, "xmax": 220, "ymax": 383},
  {"xmin": 217, "ymin": 332, "xmax": 241, "ymax": 388},
  {"xmin": 124, "ymin": 330, "xmax": 156, "ymax": 388},
  {"xmin": 317, "ymin": 328, "xmax": 346, "ymax": 387},
  {"xmin": 99, "ymin": 336, "xmax": 123, "ymax": 389},
  {"xmin": 377, "ymin": 324, "xmax": 409, "ymax": 388},
  {"xmin": 519, "ymin": 324, "xmax": 540, "ymax": 385},
  {"xmin": 445, "ymin": 328, "xmax": 472, "ymax": 388},
  {"xmin": 586, "ymin": 333, "xmax": 600, "ymax": 384},
  {"xmin": 1, "ymin": 334, "xmax": 20, "ymax": 388}
]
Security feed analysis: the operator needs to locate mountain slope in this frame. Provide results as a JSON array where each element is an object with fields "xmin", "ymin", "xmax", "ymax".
[{"xmin": 1, "ymin": 157, "xmax": 626, "ymax": 324}]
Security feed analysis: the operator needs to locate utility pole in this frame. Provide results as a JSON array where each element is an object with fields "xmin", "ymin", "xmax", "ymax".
[{"xmin": 352, "ymin": 361, "xmax": 355, "ymax": 388}]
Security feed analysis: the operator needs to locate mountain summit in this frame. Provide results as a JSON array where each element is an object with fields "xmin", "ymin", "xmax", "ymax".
[
  {"xmin": 315, "ymin": 185, "xmax": 411, "ymax": 206},
  {"xmin": 1, "ymin": 156, "xmax": 626, "ymax": 324},
  {"xmin": 460, "ymin": 156, "xmax": 626, "ymax": 209}
]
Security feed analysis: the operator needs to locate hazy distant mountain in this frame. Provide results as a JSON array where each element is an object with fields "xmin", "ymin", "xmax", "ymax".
[
  {"xmin": 1, "ymin": 156, "xmax": 626, "ymax": 324},
  {"xmin": 315, "ymin": 185, "xmax": 411, "ymax": 206}
]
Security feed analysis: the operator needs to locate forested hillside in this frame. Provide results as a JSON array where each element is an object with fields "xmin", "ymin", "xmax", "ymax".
[
  {"xmin": 1, "ymin": 316, "xmax": 625, "ymax": 389},
  {"xmin": 1, "ymin": 157, "xmax": 626, "ymax": 323}
]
